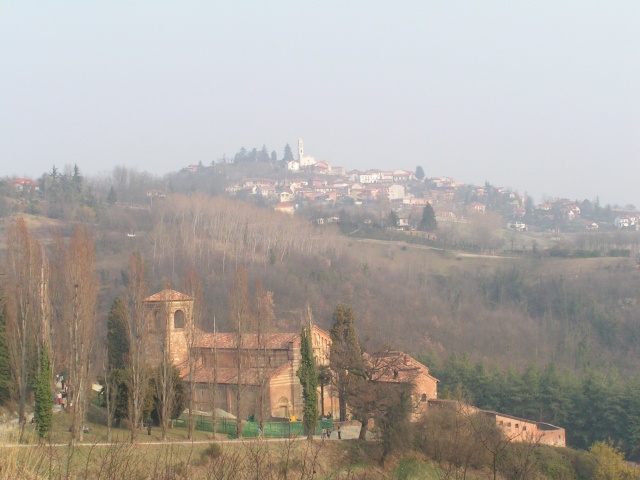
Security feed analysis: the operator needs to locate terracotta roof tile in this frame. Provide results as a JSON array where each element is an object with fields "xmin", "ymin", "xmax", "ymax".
[{"xmin": 143, "ymin": 290, "xmax": 194, "ymax": 302}]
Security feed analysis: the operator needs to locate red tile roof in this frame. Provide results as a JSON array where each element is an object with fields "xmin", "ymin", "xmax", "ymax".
[
  {"xmin": 364, "ymin": 351, "xmax": 436, "ymax": 384},
  {"xmin": 143, "ymin": 289, "xmax": 194, "ymax": 302}
]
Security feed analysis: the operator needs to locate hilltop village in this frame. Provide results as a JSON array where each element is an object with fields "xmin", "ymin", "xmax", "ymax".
[{"xmin": 173, "ymin": 139, "xmax": 637, "ymax": 237}]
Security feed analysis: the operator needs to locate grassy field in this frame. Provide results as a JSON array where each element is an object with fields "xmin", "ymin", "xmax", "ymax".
[{"xmin": 0, "ymin": 410, "xmax": 455, "ymax": 480}]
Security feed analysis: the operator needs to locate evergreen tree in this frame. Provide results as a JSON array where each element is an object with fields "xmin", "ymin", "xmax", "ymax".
[
  {"xmin": 297, "ymin": 322, "xmax": 318, "ymax": 439},
  {"xmin": 34, "ymin": 345, "xmax": 52, "ymax": 439},
  {"xmin": 419, "ymin": 203, "xmax": 437, "ymax": 232},
  {"xmin": 415, "ymin": 165, "xmax": 425, "ymax": 180},
  {"xmin": 107, "ymin": 186, "xmax": 117, "ymax": 205},
  {"xmin": 105, "ymin": 297, "xmax": 132, "ymax": 426},
  {"xmin": 270, "ymin": 150, "xmax": 278, "ymax": 164},
  {"xmin": 329, "ymin": 304, "xmax": 364, "ymax": 421},
  {"xmin": 283, "ymin": 143, "xmax": 294, "ymax": 162},
  {"xmin": 0, "ymin": 306, "xmax": 10, "ymax": 405},
  {"xmin": 259, "ymin": 145, "xmax": 270, "ymax": 163},
  {"xmin": 388, "ymin": 210, "xmax": 399, "ymax": 228},
  {"xmin": 107, "ymin": 297, "xmax": 131, "ymax": 371},
  {"xmin": 72, "ymin": 164, "xmax": 83, "ymax": 195}
]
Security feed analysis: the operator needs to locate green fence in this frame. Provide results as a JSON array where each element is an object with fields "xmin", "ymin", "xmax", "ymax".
[{"xmin": 174, "ymin": 415, "xmax": 334, "ymax": 438}]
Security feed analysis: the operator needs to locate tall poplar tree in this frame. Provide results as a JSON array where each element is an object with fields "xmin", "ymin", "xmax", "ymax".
[
  {"xmin": 228, "ymin": 266, "xmax": 250, "ymax": 437},
  {"xmin": 126, "ymin": 252, "xmax": 151, "ymax": 443},
  {"xmin": 297, "ymin": 308, "xmax": 318, "ymax": 440},
  {"xmin": 329, "ymin": 304, "xmax": 364, "ymax": 422},
  {"xmin": 5, "ymin": 218, "xmax": 45, "ymax": 441},
  {"xmin": 183, "ymin": 266, "xmax": 203, "ymax": 440},
  {"xmin": 62, "ymin": 224, "xmax": 98, "ymax": 444}
]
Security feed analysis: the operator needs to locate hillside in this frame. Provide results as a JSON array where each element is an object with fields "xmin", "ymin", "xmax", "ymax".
[
  {"xmin": 3, "ymin": 184, "xmax": 640, "ymax": 457},
  {"xmin": 3, "ymin": 194, "xmax": 638, "ymax": 376}
]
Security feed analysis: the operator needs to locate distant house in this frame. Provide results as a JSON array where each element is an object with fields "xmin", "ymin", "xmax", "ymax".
[
  {"xmin": 393, "ymin": 169, "xmax": 414, "ymax": 182},
  {"xmin": 387, "ymin": 184, "xmax": 405, "ymax": 201},
  {"xmin": 358, "ymin": 172, "xmax": 376, "ymax": 184},
  {"xmin": 257, "ymin": 185, "xmax": 277, "ymax": 198},
  {"xmin": 332, "ymin": 166, "xmax": 347, "ymax": 176},
  {"xmin": 10, "ymin": 178, "xmax": 39, "ymax": 192},
  {"xmin": 507, "ymin": 221, "xmax": 527, "ymax": 232},
  {"xmin": 279, "ymin": 190, "xmax": 294, "ymax": 203},
  {"xmin": 274, "ymin": 202, "xmax": 295, "ymax": 215},
  {"xmin": 146, "ymin": 189, "xmax": 166, "ymax": 198},
  {"xmin": 181, "ymin": 164, "xmax": 200, "ymax": 173},
  {"xmin": 614, "ymin": 215, "xmax": 639, "ymax": 229},
  {"xmin": 403, "ymin": 196, "xmax": 429, "ymax": 206},
  {"xmin": 585, "ymin": 221, "xmax": 599, "ymax": 230},
  {"xmin": 313, "ymin": 161, "xmax": 331, "ymax": 174},
  {"xmin": 469, "ymin": 202, "xmax": 486, "ymax": 214},
  {"xmin": 286, "ymin": 160, "xmax": 300, "ymax": 171}
]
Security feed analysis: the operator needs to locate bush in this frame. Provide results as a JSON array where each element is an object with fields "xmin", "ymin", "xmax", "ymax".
[{"xmin": 201, "ymin": 442, "xmax": 222, "ymax": 461}]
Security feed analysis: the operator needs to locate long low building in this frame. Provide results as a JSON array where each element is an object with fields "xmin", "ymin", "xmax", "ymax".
[{"xmin": 428, "ymin": 399, "xmax": 566, "ymax": 447}]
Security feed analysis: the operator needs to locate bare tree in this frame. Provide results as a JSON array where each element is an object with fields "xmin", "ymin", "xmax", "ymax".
[
  {"xmin": 416, "ymin": 402, "xmax": 489, "ymax": 480},
  {"xmin": 183, "ymin": 266, "xmax": 204, "ymax": 440},
  {"xmin": 126, "ymin": 252, "xmax": 152, "ymax": 443},
  {"xmin": 208, "ymin": 315, "xmax": 219, "ymax": 439},
  {"xmin": 155, "ymin": 287, "xmax": 176, "ymax": 441},
  {"xmin": 4, "ymin": 218, "xmax": 48, "ymax": 442},
  {"xmin": 253, "ymin": 280, "xmax": 275, "ymax": 433},
  {"xmin": 62, "ymin": 224, "xmax": 98, "ymax": 444},
  {"xmin": 228, "ymin": 266, "xmax": 251, "ymax": 437}
]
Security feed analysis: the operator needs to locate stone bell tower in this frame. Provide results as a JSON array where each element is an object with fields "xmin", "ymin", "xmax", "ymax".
[
  {"xmin": 298, "ymin": 138, "xmax": 304, "ymax": 161},
  {"xmin": 143, "ymin": 289, "xmax": 194, "ymax": 366}
]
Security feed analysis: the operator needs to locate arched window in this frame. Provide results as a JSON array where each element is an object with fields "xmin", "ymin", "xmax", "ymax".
[{"xmin": 174, "ymin": 309, "xmax": 185, "ymax": 329}]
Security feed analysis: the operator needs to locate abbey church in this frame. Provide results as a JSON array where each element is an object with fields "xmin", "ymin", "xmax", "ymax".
[{"xmin": 141, "ymin": 289, "xmax": 439, "ymax": 422}]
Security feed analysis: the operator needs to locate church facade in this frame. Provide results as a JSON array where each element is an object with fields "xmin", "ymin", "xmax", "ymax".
[{"xmin": 143, "ymin": 289, "xmax": 337, "ymax": 422}]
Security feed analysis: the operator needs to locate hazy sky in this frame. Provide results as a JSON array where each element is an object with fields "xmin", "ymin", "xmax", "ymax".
[{"xmin": 2, "ymin": 2, "xmax": 639, "ymax": 206}]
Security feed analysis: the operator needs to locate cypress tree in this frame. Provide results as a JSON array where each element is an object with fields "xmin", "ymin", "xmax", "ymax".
[
  {"xmin": 329, "ymin": 304, "xmax": 364, "ymax": 421},
  {"xmin": 106, "ymin": 297, "xmax": 131, "ymax": 426},
  {"xmin": 0, "ymin": 306, "xmax": 11, "ymax": 406},
  {"xmin": 107, "ymin": 297, "xmax": 130, "ymax": 371},
  {"xmin": 34, "ymin": 345, "xmax": 52, "ymax": 439},
  {"xmin": 297, "ymin": 324, "xmax": 318, "ymax": 440}
]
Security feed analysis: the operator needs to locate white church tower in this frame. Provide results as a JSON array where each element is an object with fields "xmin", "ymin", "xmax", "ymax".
[{"xmin": 298, "ymin": 138, "xmax": 315, "ymax": 168}]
